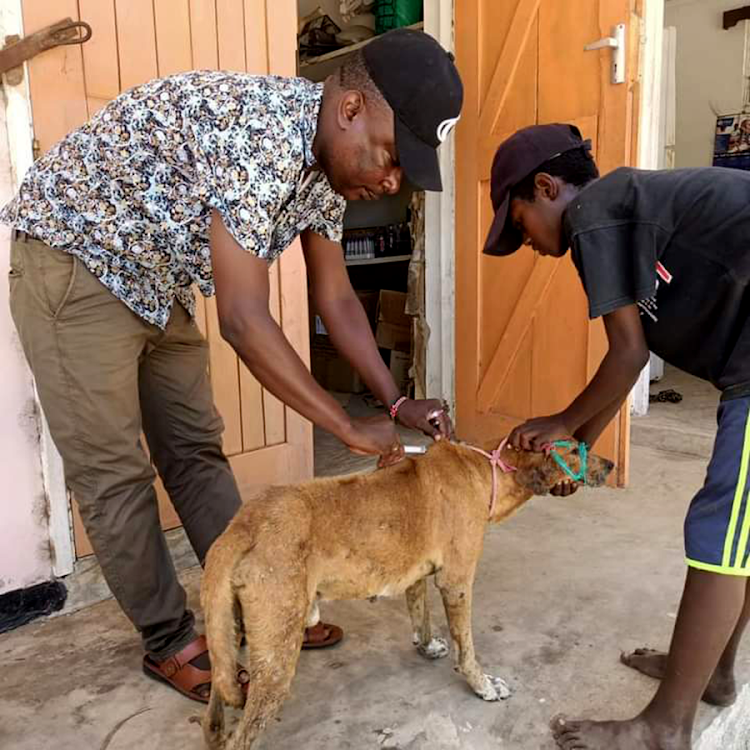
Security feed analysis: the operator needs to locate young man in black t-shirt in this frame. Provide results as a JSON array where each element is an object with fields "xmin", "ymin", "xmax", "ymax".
[{"xmin": 484, "ymin": 124, "xmax": 750, "ymax": 750}]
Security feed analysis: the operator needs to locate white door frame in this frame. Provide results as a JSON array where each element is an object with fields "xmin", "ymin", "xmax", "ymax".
[
  {"xmin": 1, "ymin": 0, "xmax": 74, "ymax": 576},
  {"xmin": 424, "ymin": 0, "xmax": 457, "ymax": 411},
  {"xmin": 631, "ymin": 0, "xmax": 666, "ymax": 416}
]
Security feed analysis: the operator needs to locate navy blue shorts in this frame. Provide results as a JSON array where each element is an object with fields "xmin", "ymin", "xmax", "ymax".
[{"xmin": 685, "ymin": 396, "xmax": 750, "ymax": 576}]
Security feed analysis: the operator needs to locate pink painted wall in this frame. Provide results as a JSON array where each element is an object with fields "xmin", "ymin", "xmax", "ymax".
[{"xmin": 0, "ymin": 99, "xmax": 51, "ymax": 595}]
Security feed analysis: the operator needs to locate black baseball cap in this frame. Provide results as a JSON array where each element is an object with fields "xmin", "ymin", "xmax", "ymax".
[
  {"xmin": 363, "ymin": 29, "xmax": 463, "ymax": 192},
  {"xmin": 483, "ymin": 124, "xmax": 592, "ymax": 256}
]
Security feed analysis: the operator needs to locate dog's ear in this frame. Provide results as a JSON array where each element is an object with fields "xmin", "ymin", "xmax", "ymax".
[{"xmin": 513, "ymin": 453, "xmax": 558, "ymax": 495}]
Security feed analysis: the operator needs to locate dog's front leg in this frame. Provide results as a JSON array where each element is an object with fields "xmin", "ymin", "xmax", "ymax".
[
  {"xmin": 405, "ymin": 578, "xmax": 449, "ymax": 660},
  {"xmin": 436, "ymin": 573, "xmax": 511, "ymax": 702}
]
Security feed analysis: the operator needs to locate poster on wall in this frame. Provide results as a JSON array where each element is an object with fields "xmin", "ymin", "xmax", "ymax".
[{"xmin": 714, "ymin": 114, "xmax": 750, "ymax": 170}]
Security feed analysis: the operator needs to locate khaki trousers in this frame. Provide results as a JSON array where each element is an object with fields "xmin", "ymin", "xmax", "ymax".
[{"xmin": 9, "ymin": 234, "xmax": 241, "ymax": 658}]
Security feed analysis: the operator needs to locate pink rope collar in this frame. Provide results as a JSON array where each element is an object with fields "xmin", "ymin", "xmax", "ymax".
[{"xmin": 464, "ymin": 438, "xmax": 517, "ymax": 517}]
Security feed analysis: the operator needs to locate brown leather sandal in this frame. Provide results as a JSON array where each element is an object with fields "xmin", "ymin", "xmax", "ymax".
[
  {"xmin": 143, "ymin": 635, "xmax": 212, "ymax": 703},
  {"xmin": 302, "ymin": 621, "xmax": 344, "ymax": 649},
  {"xmin": 143, "ymin": 625, "xmax": 342, "ymax": 702}
]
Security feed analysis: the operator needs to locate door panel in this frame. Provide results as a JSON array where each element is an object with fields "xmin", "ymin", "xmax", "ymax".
[
  {"xmin": 455, "ymin": 0, "xmax": 638, "ymax": 484},
  {"xmin": 20, "ymin": 0, "xmax": 311, "ymax": 557}
]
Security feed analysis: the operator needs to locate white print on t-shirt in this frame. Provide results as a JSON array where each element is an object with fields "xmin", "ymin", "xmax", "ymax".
[{"xmin": 637, "ymin": 261, "xmax": 673, "ymax": 323}]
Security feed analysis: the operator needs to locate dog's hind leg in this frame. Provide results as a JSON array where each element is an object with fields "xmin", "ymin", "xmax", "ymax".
[
  {"xmin": 406, "ymin": 578, "xmax": 449, "ymax": 660},
  {"xmin": 436, "ymin": 571, "xmax": 511, "ymax": 702},
  {"xmin": 226, "ymin": 574, "xmax": 308, "ymax": 750},
  {"xmin": 306, "ymin": 598, "xmax": 320, "ymax": 628}
]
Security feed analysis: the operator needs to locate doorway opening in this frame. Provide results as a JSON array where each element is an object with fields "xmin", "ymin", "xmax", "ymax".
[{"xmin": 295, "ymin": 1, "xmax": 436, "ymax": 474}]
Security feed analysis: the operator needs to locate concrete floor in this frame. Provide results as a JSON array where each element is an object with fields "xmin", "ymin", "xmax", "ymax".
[{"xmin": 2, "ymin": 375, "xmax": 749, "ymax": 750}]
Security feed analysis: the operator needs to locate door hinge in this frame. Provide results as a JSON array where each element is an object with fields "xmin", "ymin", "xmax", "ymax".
[
  {"xmin": 585, "ymin": 24, "xmax": 626, "ymax": 85},
  {"xmin": 1, "ymin": 18, "xmax": 92, "ymax": 86}
]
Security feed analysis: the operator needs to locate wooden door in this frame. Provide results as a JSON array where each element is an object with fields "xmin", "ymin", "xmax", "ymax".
[
  {"xmin": 20, "ymin": 0, "xmax": 312, "ymax": 556},
  {"xmin": 454, "ymin": 0, "xmax": 641, "ymax": 485}
]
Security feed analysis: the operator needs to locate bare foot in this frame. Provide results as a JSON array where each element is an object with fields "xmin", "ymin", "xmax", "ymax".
[
  {"xmin": 550, "ymin": 714, "xmax": 690, "ymax": 750},
  {"xmin": 621, "ymin": 648, "xmax": 737, "ymax": 707}
]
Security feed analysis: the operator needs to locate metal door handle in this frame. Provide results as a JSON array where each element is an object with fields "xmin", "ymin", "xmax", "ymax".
[
  {"xmin": 585, "ymin": 23, "xmax": 625, "ymax": 84},
  {"xmin": 585, "ymin": 36, "xmax": 618, "ymax": 51},
  {"xmin": 1, "ymin": 18, "xmax": 92, "ymax": 86}
]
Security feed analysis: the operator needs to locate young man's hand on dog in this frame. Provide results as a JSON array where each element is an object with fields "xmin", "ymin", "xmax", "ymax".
[
  {"xmin": 550, "ymin": 479, "xmax": 579, "ymax": 497},
  {"xmin": 508, "ymin": 420, "xmax": 580, "ymax": 497},
  {"xmin": 508, "ymin": 414, "xmax": 572, "ymax": 452}
]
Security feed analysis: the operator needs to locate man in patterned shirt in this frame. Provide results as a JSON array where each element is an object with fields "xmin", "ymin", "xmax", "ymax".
[{"xmin": 2, "ymin": 29, "xmax": 463, "ymax": 701}]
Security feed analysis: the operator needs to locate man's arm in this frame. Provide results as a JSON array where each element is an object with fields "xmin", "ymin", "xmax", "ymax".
[
  {"xmin": 509, "ymin": 304, "xmax": 649, "ymax": 451},
  {"xmin": 573, "ymin": 389, "xmax": 631, "ymax": 448},
  {"xmin": 301, "ymin": 229, "xmax": 452, "ymax": 439},
  {"xmin": 210, "ymin": 210, "xmax": 400, "ymax": 457},
  {"xmin": 302, "ymin": 229, "xmax": 400, "ymax": 407}
]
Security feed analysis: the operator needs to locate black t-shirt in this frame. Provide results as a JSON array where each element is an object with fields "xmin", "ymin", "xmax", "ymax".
[{"xmin": 564, "ymin": 167, "xmax": 750, "ymax": 395}]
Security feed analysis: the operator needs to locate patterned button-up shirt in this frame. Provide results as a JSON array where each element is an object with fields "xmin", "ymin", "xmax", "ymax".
[{"xmin": 0, "ymin": 71, "xmax": 346, "ymax": 328}]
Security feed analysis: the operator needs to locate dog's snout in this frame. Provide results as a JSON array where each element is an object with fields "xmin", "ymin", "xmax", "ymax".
[{"xmin": 586, "ymin": 455, "xmax": 615, "ymax": 487}]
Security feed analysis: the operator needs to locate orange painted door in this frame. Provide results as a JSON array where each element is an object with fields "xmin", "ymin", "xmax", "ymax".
[
  {"xmin": 20, "ymin": 0, "xmax": 311, "ymax": 556},
  {"xmin": 455, "ymin": 0, "xmax": 640, "ymax": 484}
]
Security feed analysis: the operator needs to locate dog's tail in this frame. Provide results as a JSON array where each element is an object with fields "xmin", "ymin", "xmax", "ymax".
[
  {"xmin": 199, "ymin": 683, "xmax": 228, "ymax": 750},
  {"xmin": 202, "ymin": 538, "xmax": 245, "ymax": 710}
]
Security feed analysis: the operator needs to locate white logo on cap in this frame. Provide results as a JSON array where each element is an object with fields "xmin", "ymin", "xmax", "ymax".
[{"xmin": 437, "ymin": 116, "xmax": 460, "ymax": 143}]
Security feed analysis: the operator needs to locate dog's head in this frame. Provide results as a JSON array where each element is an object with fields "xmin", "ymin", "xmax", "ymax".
[{"xmin": 499, "ymin": 439, "xmax": 614, "ymax": 495}]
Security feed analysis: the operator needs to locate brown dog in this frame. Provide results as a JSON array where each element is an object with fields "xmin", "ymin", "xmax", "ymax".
[{"xmin": 199, "ymin": 438, "xmax": 613, "ymax": 749}]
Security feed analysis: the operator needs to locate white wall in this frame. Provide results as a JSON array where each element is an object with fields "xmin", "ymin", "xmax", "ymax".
[
  {"xmin": 0, "ymin": 1, "xmax": 53, "ymax": 595},
  {"xmin": 665, "ymin": 0, "xmax": 749, "ymax": 167}
]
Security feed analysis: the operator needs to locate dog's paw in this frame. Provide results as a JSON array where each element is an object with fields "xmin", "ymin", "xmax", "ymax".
[
  {"xmin": 474, "ymin": 674, "xmax": 512, "ymax": 702},
  {"xmin": 413, "ymin": 634, "xmax": 450, "ymax": 660}
]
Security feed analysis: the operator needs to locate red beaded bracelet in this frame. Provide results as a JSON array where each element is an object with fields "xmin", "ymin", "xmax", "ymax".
[{"xmin": 389, "ymin": 396, "xmax": 408, "ymax": 420}]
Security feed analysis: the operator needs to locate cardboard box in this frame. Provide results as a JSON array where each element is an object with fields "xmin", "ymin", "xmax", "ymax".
[
  {"xmin": 311, "ymin": 341, "xmax": 364, "ymax": 394},
  {"xmin": 377, "ymin": 290, "xmax": 410, "ymax": 328},
  {"xmin": 356, "ymin": 289, "xmax": 380, "ymax": 333},
  {"xmin": 376, "ymin": 289, "xmax": 411, "ymax": 352},
  {"xmin": 376, "ymin": 321, "xmax": 411, "ymax": 352}
]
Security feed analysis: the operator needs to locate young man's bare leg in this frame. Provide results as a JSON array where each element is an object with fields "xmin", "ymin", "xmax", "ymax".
[
  {"xmin": 712, "ymin": 577, "xmax": 750, "ymax": 698},
  {"xmin": 622, "ymin": 578, "xmax": 750, "ymax": 707},
  {"xmin": 552, "ymin": 568, "xmax": 747, "ymax": 750}
]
